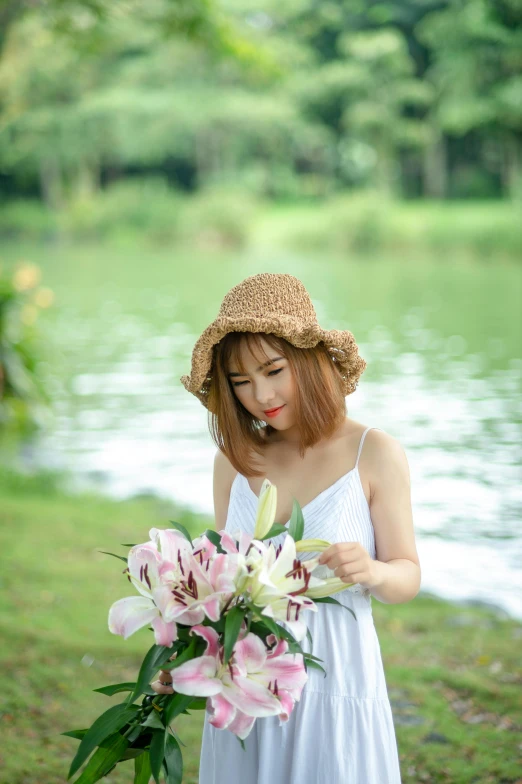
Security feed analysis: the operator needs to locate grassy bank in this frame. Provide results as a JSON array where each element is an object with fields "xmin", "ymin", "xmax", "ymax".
[
  {"xmin": 1, "ymin": 188, "xmax": 521, "ymax": 261},
  {"xmin": 1, "ymin": 469, "xmax": 521, "ymax": 784}
]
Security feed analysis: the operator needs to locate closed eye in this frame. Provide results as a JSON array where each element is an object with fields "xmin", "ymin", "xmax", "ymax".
[{"xmin": 232, "ymin": 368, "xmax": 283, "ymax": 387}]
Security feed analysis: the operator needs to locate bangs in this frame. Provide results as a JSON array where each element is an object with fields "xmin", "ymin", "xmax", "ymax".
[{"xmin": 222, "ymin": 332, "xmax": 287, "ymax": 377}]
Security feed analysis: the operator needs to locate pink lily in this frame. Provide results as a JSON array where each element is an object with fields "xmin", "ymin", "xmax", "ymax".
[
  {"xmin": 149, "ymin": 528, "xmax": 241, "ymax": 626},
  {"xmin": 108, "ymin": 543, "xmax": 177, "ymax": 646},
  {"xmin": 170, "ymin": 624, "xmax": 307, "ymax": 739}
]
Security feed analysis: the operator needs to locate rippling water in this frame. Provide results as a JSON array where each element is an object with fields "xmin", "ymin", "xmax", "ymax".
[{"xmin": 4, "ymin": 244, "xmax": 521, "ymax": 618}]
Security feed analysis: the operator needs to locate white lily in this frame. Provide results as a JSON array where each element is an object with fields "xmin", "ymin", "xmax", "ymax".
[
  {"xmin": 304, "ymin": 562, "xmax": 353, "ymax": 598},
  {"xmin": 304, "ymin": 577, "xmax": 354, "ymax": 598},
  {"xmin": 294, "ymin": 538, "xmax": 332, "ymax": 553},
  {"xmin": 253, "ymin": 479, "xmax": 277, "ymax": 540}
]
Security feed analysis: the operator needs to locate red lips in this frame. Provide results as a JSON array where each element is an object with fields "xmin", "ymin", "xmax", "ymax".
[{"xmin": 263, "ymin": 405, "xmax": 284, "ymax": 417}]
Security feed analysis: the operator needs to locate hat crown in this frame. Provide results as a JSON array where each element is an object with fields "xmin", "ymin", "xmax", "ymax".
[{"xmin": 218, "ymin": 273, "xmax": 317, "ymax": 323}]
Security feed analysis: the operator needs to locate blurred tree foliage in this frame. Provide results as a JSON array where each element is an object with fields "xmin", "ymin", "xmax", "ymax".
[
  {"xmin": 0, "ymin": 261, "xmax": 53, "ymax": 431},
  {"xmin": 0, "ymin": 0, "xmax": 520, "ymax": 203}
]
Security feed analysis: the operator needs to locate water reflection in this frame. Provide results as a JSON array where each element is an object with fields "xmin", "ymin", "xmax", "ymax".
[{"xmin": 7, "ymin": 248, "xmax": 521, "ymax": 619}]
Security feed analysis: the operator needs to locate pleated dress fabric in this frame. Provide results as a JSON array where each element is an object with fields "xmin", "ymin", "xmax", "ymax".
[{"xmin": 198, "ymin": 427, "xmax": 402, "ymax": 784}]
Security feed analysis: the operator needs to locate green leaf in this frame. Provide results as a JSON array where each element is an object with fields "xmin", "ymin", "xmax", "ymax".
[
  {"xmin": 93, "ymin": 682, "xmax": 136, "ymax": 697},
  {"xmin": 161, "ymin": 637, "xmax": 198, "ymax": 671},
  {"xmin": 129, "ymin": 644, "xmax": 173, "ymax": 703},
  {"xmin": 200, "ymin": 528, "xmax": 226, "ymax": 552},
  {"xmin": 304, "ymin": 658, "xmax": 327, "ymax": 676},
  {"xmin": 251, "ymin": 614, "xmax": 297, "ymax": 644},
  {"xmin": 141, "ymin": 711, "xmax": 165, "ymax": 730},
  {"xmin": 168, "ymin": 520, "xmax": 193, "ymax": 545},
  {"xmin": 164, "ymin": 733, "xmax": 183, "ymax": 784},
  {"xmin": 306, "ymin": 626, "xmax": 313, "ymax": 649},
  {"xmin": 163, "ymin": 693, "xmax": 194, "ymax": 727},
  {"xmin": 287, "ymin": 499, "xmax": 304, "ymax": 543},
  {"xmin": 98, "ymin": 550, "xmax": 128, "ymax": 564},
  {"xmin": 312, "ymin": 596, "xmax": 357, "ymax": 620},
  {"xmin": 127, "ymin": 724, "xmax": 144, "ymax": 744},
  {"xmin": 185, "ymin": 697, "xmax": 207, "ymax": 711},
  {"xmin": 121, "ymin": 543, "xmax": 137, "ymax": 547},
  {"xmin": 134, "ymin": 752, "xmax": 152, "ymax": 784},
  {"xmin": 149, "ymin": 730, "xmax": 165, "ymax": 784},
  {"xmin": 286, "ymin": 641, "xmax": 306, "ymax": 655},
  {"xmin": 73, "ymin": 731, "xmax": 128, "ymax": 784},
  {"xmin": 224, "ymin": 605, "xmax": 246, "ymax": 664},
  {"xmin": 67, "ymin": 703, "xmax": 138, "ymax": 779},
  {"xmin": 63, "ymin": 728, "xmax": 145, "ymax": 757},
  {"xmin": 121, "ymin": 748, "xmax": 145, "ymax": 760},
  {"xmin": 252, "ymin": 615, "xmax": 280, "ymax": 639},
  {"xmin": 168, "ymin": 726, "xmax": 186, "ymax": 748},
  {"xmin": 260, "ymin": 523, "xmax": 288, "ymax": 540},
  {"xmin": 302, "ymin": 652, "xmax": 325, "ymax": 663},
  {"xmin": 62, "ymin": 729, "xmax": 87, "ymax": 741}
]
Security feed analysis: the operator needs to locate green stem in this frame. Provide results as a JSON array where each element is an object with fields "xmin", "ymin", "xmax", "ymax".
[{"xmin": 122, "ymin": 720, "xmax": 140, "ymax": 739}]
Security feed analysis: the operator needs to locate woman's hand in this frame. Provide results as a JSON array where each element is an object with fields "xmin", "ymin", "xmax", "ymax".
[
  {"xmin": 150, "ymin": 653, "xmax": 176, "ymax": 695},
  {"xmin": 318, "ymin": 542, "xmax": 381, "ymax": 590}
]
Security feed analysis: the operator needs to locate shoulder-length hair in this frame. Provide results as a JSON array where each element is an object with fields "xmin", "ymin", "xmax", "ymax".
[{"xmin": 207, "ymin": 331, "xmax": 347, "ymax": 477}]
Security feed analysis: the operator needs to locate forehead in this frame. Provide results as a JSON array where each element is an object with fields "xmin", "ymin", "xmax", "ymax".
[{"xmin": 227, "ymin": 333, "xmax": 283, "ymax": 370}]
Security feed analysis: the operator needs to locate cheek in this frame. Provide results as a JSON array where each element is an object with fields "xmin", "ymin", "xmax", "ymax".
[
  {"xmin": 232, "ymin": 385, "xmax": 251, "ymax": 404},
  {"xmin": 282, "ymin": 373, "xmax": 295, "ymax": 397}
]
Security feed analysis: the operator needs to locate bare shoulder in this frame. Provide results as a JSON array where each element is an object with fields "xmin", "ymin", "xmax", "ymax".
[
  {"xmin": 213, "ymin": 449, "xmax": 238, "ymax": 532},
  {"xmin": 364, "ymin": 429, "xmax": 410, "ymax": 494}
]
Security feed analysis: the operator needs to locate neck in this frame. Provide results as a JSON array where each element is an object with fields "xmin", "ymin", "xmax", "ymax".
[{"xmin": 265, "ymin": 423, "xmax": 302, "ymax": 445}]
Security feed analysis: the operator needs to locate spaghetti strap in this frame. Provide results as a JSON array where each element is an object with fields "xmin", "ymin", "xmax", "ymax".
[{"xmin": 355, "ymin": 426, "xmax": 383, "ymax": 468}]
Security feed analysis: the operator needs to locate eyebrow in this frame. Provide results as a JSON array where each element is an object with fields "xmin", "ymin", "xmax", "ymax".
[{"xmin": 228, "ymin": 356, "xmax": 285, "ymax": 377}]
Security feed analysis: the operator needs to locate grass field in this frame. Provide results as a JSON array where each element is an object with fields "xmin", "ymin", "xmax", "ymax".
[{"xmin": 1, "ymin": 468, "xmax": 521, "ymax": 784}]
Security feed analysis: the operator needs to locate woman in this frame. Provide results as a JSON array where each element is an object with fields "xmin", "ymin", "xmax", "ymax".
[{"xmin": 152, "ymin": 272, "xmax": 421, "ymax": 783}]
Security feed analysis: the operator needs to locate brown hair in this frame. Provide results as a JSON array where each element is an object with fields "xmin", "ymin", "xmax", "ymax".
[{"xmin": 207, "ymin": 331, "xmax": 347, "ymax": 477}]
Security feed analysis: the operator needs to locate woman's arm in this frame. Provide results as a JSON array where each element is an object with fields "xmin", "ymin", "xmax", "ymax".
[
  {"xmin": 363, "ymin": 430, "xmax": 421, "ymax": 604},
  {"xmin": 213, "ymin": 448, "xmax": 237, "ymax": 532}
]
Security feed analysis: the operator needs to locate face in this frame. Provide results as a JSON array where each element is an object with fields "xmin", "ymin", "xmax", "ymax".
[{"xmin": 227, "ymin": 336, "xmax": 296, "ymax": 428}]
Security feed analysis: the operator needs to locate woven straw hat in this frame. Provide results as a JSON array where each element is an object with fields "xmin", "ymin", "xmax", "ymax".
[{"xmin": 180, "ymin": 273, "xmax": 366, "ymax": 411}]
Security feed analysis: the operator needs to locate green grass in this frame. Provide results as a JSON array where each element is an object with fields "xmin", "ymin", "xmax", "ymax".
[
  {"xmin": 1, "ymin": 468, "xmax": 521, "ymax": 783},
  {"xmin": 1, "ymin": 192, "xmax": 520, "ymax": 261}
]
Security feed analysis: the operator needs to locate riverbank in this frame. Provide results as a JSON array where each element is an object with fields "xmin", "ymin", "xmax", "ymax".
[
  {"xmin": 1, "ymin": 467, "xmax": 521, "ymax": 783},
  {"xmin": 2, "ymin": 192, "xmax": 521, "ymax": 261}
]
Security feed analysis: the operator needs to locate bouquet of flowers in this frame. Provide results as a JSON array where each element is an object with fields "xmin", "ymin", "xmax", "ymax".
[{"xmin": 63, "ymin": 480, "xmax": 356, "ymax": 784}]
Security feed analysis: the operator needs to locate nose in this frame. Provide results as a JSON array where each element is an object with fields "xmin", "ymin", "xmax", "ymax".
[{"xmin": 253, "ymin": 376, "xmax": 277, "ymax": 407}]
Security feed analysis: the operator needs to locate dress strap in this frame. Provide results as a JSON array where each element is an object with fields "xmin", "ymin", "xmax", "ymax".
[{"xmin": 355, "ymin": 427, "xmax": 383, "ymax": 468}]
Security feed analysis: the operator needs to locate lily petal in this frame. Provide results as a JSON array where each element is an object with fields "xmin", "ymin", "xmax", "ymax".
[
  {"xmin": 108, "ymin": 596, "xmax": 157, "ymax": 639},
  {"xmin": 189, "ymin": 624, "xmax": 220, "ymax": 659},
  {"xmin": 233, "ymin": 633, "xmax": 267, "ymax": 675},
  {"xmin": 277, "ymin": 689, "xmax": 296, "ymax": 722},
  {"xmin": 226, "ymin": 708, "xmax": 257, "ymax": 739},
  {"xmin": 223, "ymin": 673, "xmax": 281, "ymax": 717},
  {"xmin": 207, "ymin": 693, "xmax": 236, "ymax": 730},
  {"xmin": 170, "ymin": 655, "xmax": 223, "ymax": 697},
  {"xmin": 151, "ymin": 616, "xmax": 178, "ymax": 647},
  {"xmin": 253, "ymin": 479, "xmax": 277, "ymax": 540}
]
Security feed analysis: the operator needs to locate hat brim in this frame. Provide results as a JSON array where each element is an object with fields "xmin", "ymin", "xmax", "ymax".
[{"xmin": 180, "ymin": 314, "xmax": 366, "ymax": 411}]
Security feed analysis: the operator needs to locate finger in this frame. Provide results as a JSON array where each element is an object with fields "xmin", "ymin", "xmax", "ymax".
[
  {"xmin": 151, "ymin": 679, "xmax": 174, "ymax": 695},
  {"xmin": 329, "ymin": 557, "xmax": 362, "ymax": 572}
]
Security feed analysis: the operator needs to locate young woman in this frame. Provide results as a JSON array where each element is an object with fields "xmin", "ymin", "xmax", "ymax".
[{"xmin": 152, "ymin": 273, "xmax": 421, "ymax": 783}]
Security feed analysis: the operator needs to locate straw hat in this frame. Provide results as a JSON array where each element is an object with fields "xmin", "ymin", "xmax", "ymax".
[{"xmin": 180, "ymin": 273, "xmax": 366, "ymax": 411}]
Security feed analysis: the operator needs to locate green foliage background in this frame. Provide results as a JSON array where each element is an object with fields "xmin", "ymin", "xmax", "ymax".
[{"xmin": 0, "ymin": 0, "xmax": 521, "ymax": 212}]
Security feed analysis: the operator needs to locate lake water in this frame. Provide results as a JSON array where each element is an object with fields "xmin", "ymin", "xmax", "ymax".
[{"xmin": 3, "ymin": 242, "xmax": 522, "ymax": 618}]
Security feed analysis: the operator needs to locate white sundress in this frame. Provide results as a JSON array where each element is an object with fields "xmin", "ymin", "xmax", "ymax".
[{"xmin": 198, "ymin": 426, "xmax": 402, "ymax": 784}]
